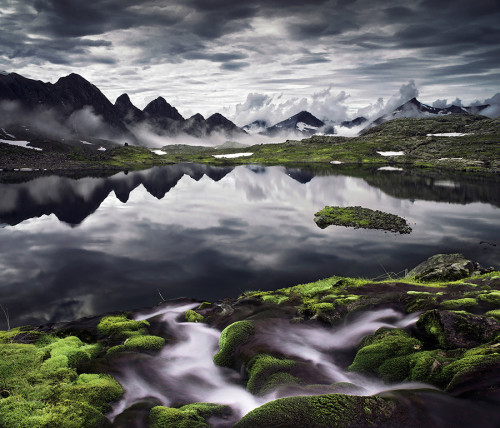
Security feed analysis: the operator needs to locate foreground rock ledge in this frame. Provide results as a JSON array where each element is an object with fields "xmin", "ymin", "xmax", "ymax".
[{"xmin": 0, "ymin": 254, "xmax": 499, "ymax": 427}]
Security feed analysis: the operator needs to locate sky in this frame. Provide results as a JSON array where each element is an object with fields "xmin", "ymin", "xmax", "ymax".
[{"xmin": 0, "ymin": 0, "xmax": 499, "ymax": 125}]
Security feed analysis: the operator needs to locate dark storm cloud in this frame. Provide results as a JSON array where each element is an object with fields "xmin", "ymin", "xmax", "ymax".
[
  {"xmin": 220, "ymin": 61, "xmax": 250, "ymax": 71},
  {"xmin": 290, "ymin": 55, "xmax": 331, "ymax": 65},
  {"xmin": 1, "ymin": 0, "xmax": 499, "ymax": 107}
]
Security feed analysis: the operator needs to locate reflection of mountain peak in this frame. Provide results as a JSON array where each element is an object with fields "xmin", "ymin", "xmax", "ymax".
[{"xmin": 0, "ymin": 164, "xmax": 234, "ymax": 226}]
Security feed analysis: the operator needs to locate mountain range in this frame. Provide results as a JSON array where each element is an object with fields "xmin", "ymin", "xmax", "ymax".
[
  {"xmin": 0, "ymin": 72, "xmax": 246, "ymax": 145},
  {"xmin": 0, "ymin": 71, "xmax": 494, "ymax": 147}
]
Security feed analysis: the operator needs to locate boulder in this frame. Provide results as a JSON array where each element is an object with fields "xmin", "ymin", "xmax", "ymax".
[
  {"xmin": 417, "ymin": 310, "xmax": 500, "ymax": 349},
  {"xmin": 407, "ymin": 253, "xmax": 491, "ymax": 282}
]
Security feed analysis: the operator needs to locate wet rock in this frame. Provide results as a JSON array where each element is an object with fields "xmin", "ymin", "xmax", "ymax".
[
  {"xmin": 407, "ymin": 253, "xmax": 492, "ymax": 281},
  {"xmin": 417, "ymin": 310, "xmax": 500, "ymax": 349},
  {"xmin": 233, "ymin": 393, "xmax": 414, "ymax": 428}
]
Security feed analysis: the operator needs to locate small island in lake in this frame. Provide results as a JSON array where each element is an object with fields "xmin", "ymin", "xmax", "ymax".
[{"xmin": 314, "ymin": 206, "xmax": 412, "ymax": 234}]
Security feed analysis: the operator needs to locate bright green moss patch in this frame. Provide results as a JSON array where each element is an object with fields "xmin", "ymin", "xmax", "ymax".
[
  {"xmin": 486, "ymin": 309, "xmax": 500, "ymax": 320},
  {"xmin": 213, "ymin": 320, "xmax": 255, "ymax": 368},
  {"xmin": 125, "ymin": 335, "xmax": 165, "ymax": 351},
  {"xmin": 314, "ymin": 206, "xmax": 412, "ymax": 234},
  {"xmin": 0, "ymin": 327, "xmax": 44, "ymax": 344},
  {"xmin": 185, "ymin": 309, "xmax": 204, "ymax": 323},
  {"xmin": 246, "ymin": 354, "xmax": 299, "ymax": 395},
  {"xmin": 261, "ymin": 294, "xmax": 289, "ymax": 305},
  {"xmin": 478, "ymin": 291, "xmax": 500, "ymax": 306},
  {"xmin": 349, "ymin": 328, "xmax": 422, "ymax": 375},
  {"xmin": 233, "ymin": 393, "xmax": 400, "ymax": 428},
  {"xmin": 97, "ymin": 314, "xmax": 149, "ymax": 338},
  {"xmin": 0, "ymin": 334, "xmax": 123, "ymax": 427},
  {"xmin": 440, "ymin": 298, "xmax": 478, "ymax": 310},
  {"xmin": 150, "ymin": 406, "xmax": 208, "ymax": 428},
  {"xmin": 150, "ymin": 403, "xmax": 230, "ymax": 428},
  {"xmin": 107, "ymin": 335, "xmax": 165, "ymax": 354}
]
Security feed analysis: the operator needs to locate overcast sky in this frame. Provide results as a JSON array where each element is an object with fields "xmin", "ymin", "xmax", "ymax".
[{"xmin": 1, "ymin": 0, "xmax": 499, "ymax": 124}]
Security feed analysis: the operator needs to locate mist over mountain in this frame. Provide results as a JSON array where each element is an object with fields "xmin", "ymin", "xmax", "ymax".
[
  {"xmin": 0, "ymin": 72, "xmax": 246, "ymax": 147},
  {"xmin": 368, "ymin": 97, "xmax": 493, "ymax": 128},
  {"xmin": 1, "ymin": 71, "xmax": 499, "ymax": 147}
]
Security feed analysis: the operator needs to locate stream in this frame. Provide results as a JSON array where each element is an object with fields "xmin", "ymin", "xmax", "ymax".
[{"xmin": 106, "ymin": 303, "xmax": 497, "ymax": 427}]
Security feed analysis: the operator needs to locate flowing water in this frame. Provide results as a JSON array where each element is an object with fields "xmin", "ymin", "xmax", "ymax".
[
  {"xmin": 108, "ymin": 303, "xmax": 428, "ymax": 426},
  {"xmin": 0, "ymin": 164, "xmax": 499, "ymax": 327},
  {"xmin": 108, "ymin": 303, "xmax": 499, "ymax": 427}
]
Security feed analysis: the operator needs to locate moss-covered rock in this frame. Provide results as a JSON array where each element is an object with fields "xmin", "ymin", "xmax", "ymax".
[
  {"xmin": 107, "ymin": 335, "xmax": 166, "ymax": 354},
  {"xmin": 97, "ymin": 314, "xmax": 149, "ymax": 339},
  {"xmin": 348, "ymin": 328, "xmax": 422, "ymax": 375},
  {"xmin": 245, "ymin": 354, "xmax": 300, "ymax": 395},
  {"xmin": 417, "ymin": 310, "xmax": 500, "ymax": 349},
  {"xmin": 149, "ymin": 403, "xmax": 231, "ymax": 428},
  {"xmin": 233, "ymin": 393, "xmax": 404, "ymax": 428},
  {"xmin": 314, "ymin": 206, "xmax": 412, "ymax": 234},
  {"xmin": 0, "ymin": 335, "xmax": 123, "ymax": 427},
  {"xmin": 213, "ymin": 320, "xmax": 255, "ymax": 368},
  {"xmin": 440, "ymin": 298, "xmax": 478, "ymax": 310},
  {"xmin": 185, "ymin": 309, "xmax": 204, "ymax": 323}
]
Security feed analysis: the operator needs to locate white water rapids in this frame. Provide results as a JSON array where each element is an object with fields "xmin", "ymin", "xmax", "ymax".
[{"xmin": 108, "ymin": 303, "xmax": 430, "ymax": 424}]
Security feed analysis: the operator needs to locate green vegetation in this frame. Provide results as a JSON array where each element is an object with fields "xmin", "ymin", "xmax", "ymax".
[
  {"xmin": 98, "ymin": 314, "xmax": 166, "ymax": 354},
  {"xmin": 246, "ymin": 354, "xmax": 299, "ymax": 395},
  {"xmin": 97, "ymin": 314, "xmax": 149, "ymax": 338},
  {"xmin": 0, "ymin": 335, "xmax": 122, "ymax": 427},
  {"xmin": 149, "ymin": 403, "xmax": 231, "ymax": 428},
  {"xmin": 440, "ymin": 297, "xmax": 478, "ymax": 310},
  {"xmin": 233, "ymin": 393, "xmax": 401, "ymax": 428},
  {"xmin": 185, "ymin": 309, "xmax": 204, "ymax": 323},
  {"xmin": 4, "ymin": 114, "xmax": 499, "ymax": 172},
  {"xmin": 314, "ymin": 205, "xmax": 412, "ymax": 233},
  {"xmin": 213, "ymin": 320, "xmax": 255, "ymax": 368},
  {"xmin": 155, "ymin": 115, "xmax": 500, "ymax": 172}
]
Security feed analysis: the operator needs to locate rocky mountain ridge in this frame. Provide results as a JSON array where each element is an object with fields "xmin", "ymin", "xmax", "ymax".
[{"xmin": 0, "ymin": 72, "xmax": 245, "ymax": 144}]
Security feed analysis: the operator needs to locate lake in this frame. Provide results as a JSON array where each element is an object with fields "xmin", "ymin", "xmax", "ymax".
[{"xmin": 0, "ymin": 164, "xmax": 499, "ymax": 327}]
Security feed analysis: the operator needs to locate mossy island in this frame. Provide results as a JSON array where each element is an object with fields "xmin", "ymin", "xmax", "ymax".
[
  {"xmin": 0, "ymin": 253, "xmax": 499, "ymax": 427},
  {"xmin": 314, "ymin": 205, "xmax": 412, "ymax": 234}
]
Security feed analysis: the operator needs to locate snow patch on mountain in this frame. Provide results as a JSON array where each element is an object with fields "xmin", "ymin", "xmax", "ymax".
[{"xmin": 0, "ymin": 139, "xmax": 42, "ymax": 151}]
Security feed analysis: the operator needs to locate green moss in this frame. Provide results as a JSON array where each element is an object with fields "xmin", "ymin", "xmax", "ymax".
[
  {"xmin": 486, "ymin": 309, "xmax": 500, "ymax": 320},
  {"xmin": 185, "ymin": 310, "xmax": 204, "ymax": 323},
  {"xmin": 314, "ymin": 206, "xmax": 411, "ymax": 234},
  {"xmin": 0, "ymin": 327, "xmax": 44, "ymax": 344},
  {"xmin": 196, "ymin": 302, "xmax": 212, "ymax": 310},
  {"xmin": 97, "ymin": 314, "xmax": 149, "ymax": 338},
  {"xmin": 245, "ymin": 354, "xmax": 298, "ymax": 395},
  {"xmin": 478, "ymin": 291, "xmax": 500, "ymax": 306},
  {"xmin": 149, "ymin": 403, "xmax": 230, "ymax": 427},
  {"xmin": 0, "ymin": 335, "xmax": 123, "ymax": 427},
  {"xmin": 233, "ymin": 393, "xmax": 399, "ymax": 428},
  {"xmin": 261, "ymin": 294, "xmax": 289, "ymax": 305},
  {"xmin": 213, "ymin": 321, "xmax": 255, "ymax": 368},
  {"xmin": 126, "ymin": 335, "xmax": 165, "ymax": 351},
  {"xmin": 149, "ymin": 406, "xmax": 208, "ymax": 428},
  {"xmin": 440, "ymin": 298, "xmax": 478, "ymax": 310},
  {"xmin": 349, "ymin": 328, "xmax": 422, "ymax": 375},
  {"xmin": 177, "ymin": 403, "xmax": 230, "ymax": 419}
]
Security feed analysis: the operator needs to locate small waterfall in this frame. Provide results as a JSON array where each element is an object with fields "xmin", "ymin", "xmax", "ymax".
[{"xmin": 109, "ymin": 304, "xmax": 429, "ymax": 425}]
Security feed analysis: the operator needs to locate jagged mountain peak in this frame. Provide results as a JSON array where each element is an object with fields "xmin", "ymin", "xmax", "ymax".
[
  {"xmin": 189, "ymin": 113, "xmax": 205, "ymax": 121},
  {"xmin": 115, "ymin": 93, "xmax": 133, "ymax": 105},
  {"xmin": 143, "ymin": 97, "xmax": 184, "ymax": 122}
]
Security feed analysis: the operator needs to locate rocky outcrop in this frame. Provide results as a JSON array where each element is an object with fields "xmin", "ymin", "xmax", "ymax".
[{"xmin": 407, "ymin": 253, "xmax": 492, "ymax": 281}]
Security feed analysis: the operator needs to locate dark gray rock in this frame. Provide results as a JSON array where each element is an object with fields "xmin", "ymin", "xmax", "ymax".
[
  {"xmin": 417, "ymin": 309, "xmax": 500, "ymax": 349},
  {"xmin": 407, "ymin": 253, "xmax": 491, "ymax": 281}
]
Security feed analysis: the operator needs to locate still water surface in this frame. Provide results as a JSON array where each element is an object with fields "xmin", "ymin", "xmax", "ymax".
[{"xmin": 0, "ymin": 164, "xmax": 499, "ymax": 326}]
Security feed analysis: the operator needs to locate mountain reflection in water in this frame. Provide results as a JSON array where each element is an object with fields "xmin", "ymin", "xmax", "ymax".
[{"xmin": 0, "ymin": 164, "xmax": 499, "ymax": 327}]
